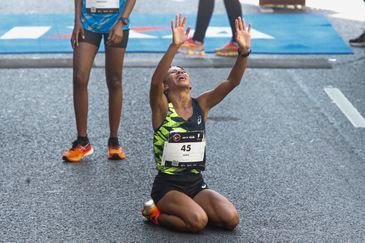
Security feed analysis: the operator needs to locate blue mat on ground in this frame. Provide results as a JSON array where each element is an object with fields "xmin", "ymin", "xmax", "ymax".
[{"xmin": 0, "ymin": 13, "xmax": 352, "ymax": 54}]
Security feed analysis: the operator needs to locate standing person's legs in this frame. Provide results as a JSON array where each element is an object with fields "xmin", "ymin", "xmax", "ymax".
[
  {"xmin": 223, "ymin": 0, "xmax": 242, "ymax": 42},
  {"xmin": 193, "ymin": 0, "xmax": 215, "ymax": 42},
  {"xmin": 179, "ymin": 0, "xmax": 214, "ymax": 56},
  {"xmin": 73, "ymin": 43, "xmax": 99, "ymax": 137},
  {"xmin": 103, "ymin": 30, "xmax": 129, "ymax": 160},
  {"xmin": 194, "ymin": 189, "xmax": 240, "ymax": 230},
  {"xmin": 63, "ymin": 31, "xmax": 100, "ymax": 163},
  {"xmin": 216, "ymin": 0, "xmax": 242, "ymax": 56},
  {"xmin": 104, "ymin": 46, "xmax": 125, "ymax": 138}
]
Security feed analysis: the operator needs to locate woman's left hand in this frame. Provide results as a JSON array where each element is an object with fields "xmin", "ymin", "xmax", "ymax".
[
  {"xmin": 107, "ymin": 22, "xmax": 124, "ymax": 46},
  {"xmin": 235, "ymin": 17, "xmax": 251, "ymax": 52}
]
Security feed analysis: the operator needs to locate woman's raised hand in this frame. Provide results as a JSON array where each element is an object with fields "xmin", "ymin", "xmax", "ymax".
[
  {"xmin": 235, "ymin": 17, "xmax": 251, "ymax": 52},
  {"xmin": 171, "ymin": 14, "xmax": 190, "ymax": 46}
]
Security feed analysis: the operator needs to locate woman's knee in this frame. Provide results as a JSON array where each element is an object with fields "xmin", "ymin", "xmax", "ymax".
[
  {"xmin": 73, "ymin": 73, "xmax": 89, "ymax": 90},
  {"xmin": 186, "ymin": 211, "xmax": 208, "ymax": 233},
  {"xmin": 222, "ymin": 209, "xmax": 240, "ymax": 230},
  {"xmin": 107, "ymin": 75, "xmax": 122, "ymax": 90}
]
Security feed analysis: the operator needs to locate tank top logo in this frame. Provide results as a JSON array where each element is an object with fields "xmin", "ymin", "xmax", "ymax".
[
  {"xmin": 172, "ymin": 133, "xmax": 181, "ymax": 142},
  {"xmin": 197, "ymin": 115, "xmax": 202, "ymax": 125}
]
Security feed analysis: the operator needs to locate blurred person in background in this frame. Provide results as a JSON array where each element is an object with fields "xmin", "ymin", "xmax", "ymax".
[
  {"xmin": 349, "ymin": 0, "xmax": 365, "ymax": 47},
  {"xmin": 179, "ymin": 0, "xmax": 243, "ymax": 56}
]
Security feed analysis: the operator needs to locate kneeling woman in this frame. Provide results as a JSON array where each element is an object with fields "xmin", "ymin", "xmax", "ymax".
[{"xmin": 143, "ymin": 14, "xmax": 251, "ymax": 232}]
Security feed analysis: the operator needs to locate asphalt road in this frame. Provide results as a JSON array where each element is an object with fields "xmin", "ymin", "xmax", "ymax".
[
  {"xmin": 1, "ymin": 0, "xmax": 365, "ymax": 241},
  {"xmin": 1, "ymin": 55, "xmax": 365, "ymax": 241}
]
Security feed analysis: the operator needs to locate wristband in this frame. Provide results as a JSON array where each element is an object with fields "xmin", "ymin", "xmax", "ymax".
[{"xmin": 237, "ymin": 48, "xmax": 251, "ymax": 58}]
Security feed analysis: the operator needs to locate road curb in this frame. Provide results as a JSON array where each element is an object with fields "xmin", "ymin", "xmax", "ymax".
[{"xmin": 0, "ymin": 55, "xmax": 333, "ymax": 69}]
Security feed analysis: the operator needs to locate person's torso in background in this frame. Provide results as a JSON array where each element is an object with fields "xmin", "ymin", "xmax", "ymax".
[{"xmin": 81, "ymin": 0, "xmax": 129, "ymax": 33}]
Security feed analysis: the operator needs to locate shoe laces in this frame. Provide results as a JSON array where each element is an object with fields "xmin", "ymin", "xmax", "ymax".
[{"xmin": 71, "ymin": 139, "xmax": 87, "ymax": 150}]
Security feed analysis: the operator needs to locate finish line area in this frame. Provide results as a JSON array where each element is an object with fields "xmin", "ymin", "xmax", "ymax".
[{"xmin": 0, "ymin": 13, "xmax": 352, "ymax": 55}]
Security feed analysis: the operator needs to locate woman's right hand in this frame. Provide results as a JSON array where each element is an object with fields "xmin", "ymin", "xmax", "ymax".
[
  {"xmin": 71, "ymin": 20, "xmax": 85, "ymax": 49},
  {"xmin": 171, "ymin": 14, "xmax": 190, "ymax": 47}
]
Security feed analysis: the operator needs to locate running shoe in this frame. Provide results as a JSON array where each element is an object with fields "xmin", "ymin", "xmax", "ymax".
[
  {"xmin": 108, "ymin": 137, "xmax": 126, "ymax": 160},
  {"xmin": 349, "ymin": 32, "xmax": 365, "ymax": 47},
  {"xmin": 179, "ymin": 38, "xmax": 205, "ymax": 56},
  {"xmin": 62, "ymin": 138, "xmax": 94, "ymax": 163},
  {"xmin": 215, "ymin": 41, "xmax": 239, "ymax": 57},
  {"xmin": 142, "ymin": 199, "xmax": 160, "ymax": 225}
]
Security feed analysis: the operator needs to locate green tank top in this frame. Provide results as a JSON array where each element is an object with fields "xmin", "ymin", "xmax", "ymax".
[{"xmin": 153, "ymin": 98, "xmax": 206, "ymax": 175}]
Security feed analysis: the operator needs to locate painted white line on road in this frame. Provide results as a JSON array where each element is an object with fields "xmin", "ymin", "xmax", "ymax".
[
  {"xmin": 129, "ymin": 30, "xmax": 157, "ymax": 39},
  {"xmin": 0, "ymin": 26, "xmax": 50, "ymax": 39},
  {"xmin": 163, "ymin": 27, "xmax": 274, "ymax": 39},
  {"xmin": 324, "ymin": 87, "xmax": 365, "ymax": 128}
]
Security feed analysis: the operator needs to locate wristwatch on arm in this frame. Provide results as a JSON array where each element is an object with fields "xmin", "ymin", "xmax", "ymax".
[
  {"xmin": 118, "ymin": 17, "xmax": 129, "ymax": 25},
  {"xmin": 237, "ymin": 48, "xmax": 251, "ymax": 58}
]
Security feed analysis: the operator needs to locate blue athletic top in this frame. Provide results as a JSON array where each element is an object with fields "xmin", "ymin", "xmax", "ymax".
[{"xmin": 81, "ymin": 0, "xmax": 130, "ymax": 33}]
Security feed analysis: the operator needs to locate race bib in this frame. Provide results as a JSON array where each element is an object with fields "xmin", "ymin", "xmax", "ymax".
[
  {"xmin": 161, "ymin": 131, "xmax": 206, "ymax": 168},
  {"xmin": 86, "ymin": 0, "xmax": 119, "ymax": 14}
]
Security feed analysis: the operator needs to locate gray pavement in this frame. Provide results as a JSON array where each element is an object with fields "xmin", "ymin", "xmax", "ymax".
[{"xmin": 1, "ymin": 0, "xmax": 365, "ymax": 242}]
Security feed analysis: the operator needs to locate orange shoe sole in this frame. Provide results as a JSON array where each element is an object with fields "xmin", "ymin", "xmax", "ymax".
[
  {"xmin": 215, "ymin": 51, "xmax": 238, "ymax": 57},
  {"xmin": 108, "ymin": 153, "xmax": 126, "ymax": 160}
]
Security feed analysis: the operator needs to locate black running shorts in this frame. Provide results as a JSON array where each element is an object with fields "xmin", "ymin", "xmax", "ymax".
[
  {"xmin": 151, "ymin": 172, "xmax": 208, "ymax": 204},
  {"xmin": 79, "ymin": 29, "xmax": 129, "ymax": 48}
]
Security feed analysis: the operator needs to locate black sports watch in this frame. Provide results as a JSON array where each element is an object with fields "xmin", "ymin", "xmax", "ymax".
[
  {"xmin": 237, "ymin": 48, "xmax": 251, "ymax": 58},
  {"xmin": 118, "ymin": 17, "xmax": 129, "ymax": 25}
]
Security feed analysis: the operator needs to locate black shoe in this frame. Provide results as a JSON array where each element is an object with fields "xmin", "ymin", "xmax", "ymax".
[{"xmin": 349, "ymin": 32, "xmax": 365, "ymax": 47}]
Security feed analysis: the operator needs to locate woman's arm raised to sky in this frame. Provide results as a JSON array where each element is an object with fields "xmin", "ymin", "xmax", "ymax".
[
  {"xmin": 198, "ymin": 17, "xmax": 251, "ymax": 118},
  {"xmin": 149, "ymin": 15, "xmax": 190, "ymax": 128}
]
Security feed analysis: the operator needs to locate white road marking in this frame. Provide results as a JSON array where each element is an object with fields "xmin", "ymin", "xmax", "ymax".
[
  {"xmin": 324, "ymin": 87, "xmax": 365, "ymax": 128},
  {"xmin": 163, "ymin": 27, "xmax": 274, "ymax": 39},
  {"xmin": 129, "ymin": 30, "xmax": 157, "ymax": 39},
  {"xmin": 0, "ymin": 26, "xmax": 50, "ymax": 39},
  {"xmin": 2, "ymin": 26, "xmax": 273, "ymax": 40}
]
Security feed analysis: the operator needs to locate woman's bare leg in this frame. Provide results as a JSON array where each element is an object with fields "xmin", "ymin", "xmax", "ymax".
[
  {"xmin": 105, "ymin": 47, "xmax": 125, "ymax": 138},
  {"xmin": 73, "ymin": 42, "xmax": 98, "ymax": 137},
  {"xmin": 157, "ymin": 190, "xmax": 208, "ymax": 232},
  {"xmin": 194, "ymin": 189, "xmax": 239, "ymax": 230}
]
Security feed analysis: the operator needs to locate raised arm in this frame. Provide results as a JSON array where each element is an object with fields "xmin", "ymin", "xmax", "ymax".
[
  {"xmin": 197, "ymin": 17, "xmax": 251, "ymax": 119},
  {"xmin": 150, "ymin": 15, "xmax": 190, "ymax": 129}
]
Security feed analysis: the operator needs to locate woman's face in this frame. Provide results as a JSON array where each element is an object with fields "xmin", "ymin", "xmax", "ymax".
[{"xmin": 164, "ymin": 66, "xmax": 191, "ymax": 92}]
